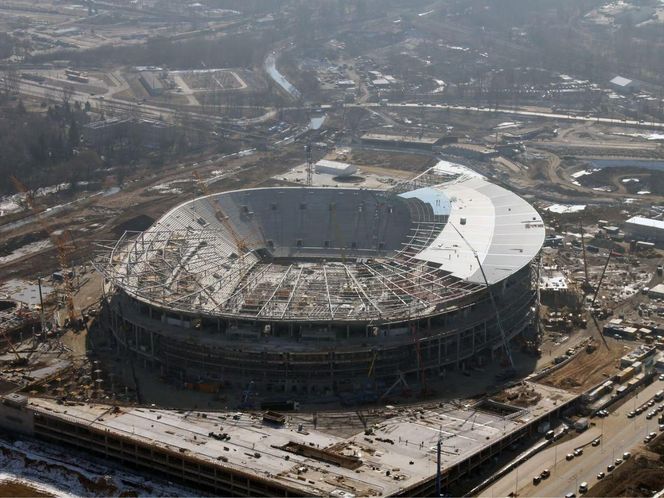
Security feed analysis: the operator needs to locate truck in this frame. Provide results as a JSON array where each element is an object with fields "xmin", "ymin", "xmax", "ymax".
[{"xmin": 574, "ymin": 417, "xmax": 590, "ymax": 432}]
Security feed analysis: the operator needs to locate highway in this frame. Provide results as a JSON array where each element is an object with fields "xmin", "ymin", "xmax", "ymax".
[{"xmin": 481, "ymin": 378, "xmax": 664, "ymax": 498}]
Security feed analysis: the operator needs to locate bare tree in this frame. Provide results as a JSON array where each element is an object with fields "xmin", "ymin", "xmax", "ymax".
[{"xmin": 61, "ymin": 83, "xmax": 74, "ymax": 106}]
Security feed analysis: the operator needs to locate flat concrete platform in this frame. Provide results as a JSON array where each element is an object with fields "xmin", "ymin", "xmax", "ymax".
[{"xmin": 21, "ymin": 382, "xmax": 577, "ymax": 496}]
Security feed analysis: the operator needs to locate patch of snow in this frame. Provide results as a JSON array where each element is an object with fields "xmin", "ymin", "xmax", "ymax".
[
  {"xmin": 546, "ymin": 204, "xmax": 586, "ymax": 214},
  {"xmin": 431, "ymin": 160, "xmax": 484, "ymax": 180}
]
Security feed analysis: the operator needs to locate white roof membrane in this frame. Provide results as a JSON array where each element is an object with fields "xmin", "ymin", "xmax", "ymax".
[{"xmin": 413, "ymin": 177, "xmax": 544, "ymax": 284}]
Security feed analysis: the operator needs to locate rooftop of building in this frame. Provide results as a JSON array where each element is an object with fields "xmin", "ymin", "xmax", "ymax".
[
  {"xmin": 26, "ymin": 383, "xmax": 575, "ymax": 496},
  {"xmin": 625, "ymin": 216, "xmax": 664, "ymax": 230}
]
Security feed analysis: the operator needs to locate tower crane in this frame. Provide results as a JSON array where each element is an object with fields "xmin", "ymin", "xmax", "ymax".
[
  {"xmin": 579, "ymin": 220, "xmax": 593, "ymax": 294},
  {"xmin": 11, "ymin": 177, "xmax": 79, "ymax": 329}
]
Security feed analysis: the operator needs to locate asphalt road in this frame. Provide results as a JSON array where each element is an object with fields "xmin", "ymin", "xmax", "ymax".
[{"xmin": 481, "ymin": 378, "xmax": 664, "ymax": 498}]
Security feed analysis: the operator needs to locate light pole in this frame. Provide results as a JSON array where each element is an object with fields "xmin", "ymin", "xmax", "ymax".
[{"xmin": 514, "ymin": 464, "xmax": 519, "ymax": 497}]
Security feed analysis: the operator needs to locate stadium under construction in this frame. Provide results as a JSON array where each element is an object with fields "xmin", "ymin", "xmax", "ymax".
[{"xmin": 95, "ymin": 165, "xmax": 545, "ymax": 398}]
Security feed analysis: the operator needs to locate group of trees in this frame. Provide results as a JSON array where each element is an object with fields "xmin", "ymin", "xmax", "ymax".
[
  {"xmin": 0, "ymin": 95, "xmax": 102, "ymax": 196},
  {"xmin": 30, "ymin": 31, "xmax": 270, "ymax": 71}
]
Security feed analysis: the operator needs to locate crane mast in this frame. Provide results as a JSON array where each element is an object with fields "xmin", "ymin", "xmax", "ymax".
[{"xmin": 11, "ymin": 176, "xmax": 78, "ymax": 329}]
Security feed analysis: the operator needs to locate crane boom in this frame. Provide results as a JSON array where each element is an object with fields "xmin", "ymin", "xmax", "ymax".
[
  {"xmin": 448, "ymin": 221, "xmax": 515, "ymax": 369},
  {"xmin": 580, "ymin": 220, "xmax": 590, "ymax": 291},
  {"xmin": 191, "ymin": 171, "xmax": 249, "ymax": 254}
]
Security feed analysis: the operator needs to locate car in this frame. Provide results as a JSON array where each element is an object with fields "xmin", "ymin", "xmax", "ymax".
[
  {"xmin": 615, "ymin": 458, "xmax": 623, "ymax": 466},
  {"xmin": 574, "ymin": 448, "xmax": 583, "ymax": 457},
  {"xmin": 659, "ymin": 373, "xmax": 664, "ymax": 381},
  {"xmin": 533, "ymin": 475, "xmax": 541, "ymax": 485},
  {"xmin": 648, "ymin": 400, "xmax": 656, "ymax": 407},
  {"xmin": 645, "ymin": 435, "xmax": 653, "ymax": 443},
  {"xmin": 565, "ymin": 493, "xmax": 576, "ymax": 498},
  {"xmin": 592, "ymin": 438, "xmax": 601, "ymax": 447},
  {"xmin": 623, "ymin": 452, "xmax": 631, "ymax": 460},
  {"xmin": 541, "ymin": 469, "xmax": 551, "ymax": 479},
  {"xmin": 579, "ymin": 482, "xmax": 588, "ymax": 493},
  {"xmin": 607, "ymin": 464, "xmax": 615, "ymax": 472},
  {"xmin": 597, "ymin": 472, "xmax": 605, "ymax": 480},
  {"xmin": 566, "ymin": 453, "xmax": 575, "ymax": 461},
  {"xmin": 628, "ymin": 411, "xmax": 636, "ymax": 418},
  {"xmin": 658, "ymin": 404, "xmax": 664, "ymax": 412},
  {"xmin": 659, "ymin": 424, "xmax": 664, "ymax": 431},
  {"xmin": 647, "ymin": 412, "xmax": 655, "ymax": 420}
]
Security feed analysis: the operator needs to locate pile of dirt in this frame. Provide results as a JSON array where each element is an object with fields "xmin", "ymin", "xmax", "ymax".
[{"xmin": 559, "ymin": 378, "xmax": 581, "ymax": 389}]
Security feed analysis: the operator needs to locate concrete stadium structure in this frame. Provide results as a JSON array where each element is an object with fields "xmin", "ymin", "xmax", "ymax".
[{"xmin": 96, "ymin": 164, "xmax": 545, "ymax": 398}]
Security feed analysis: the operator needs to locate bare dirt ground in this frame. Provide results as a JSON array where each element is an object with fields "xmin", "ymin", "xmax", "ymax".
[
  {"xmin": 539, "ymin": 339, "xmax": 626, "ymax": 393},
  {"xmin": 349, "ymin": 149, "xmax": 436, "ymax": 172}
]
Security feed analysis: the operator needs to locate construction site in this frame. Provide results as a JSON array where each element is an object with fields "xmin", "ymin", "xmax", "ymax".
[
  {"xmin": 3, "ymin": 0, "xmax": 664, "ymax": 494},
  {"xmin": 1, "ymin": 146, "xmax": 663, "ymax": 496}
]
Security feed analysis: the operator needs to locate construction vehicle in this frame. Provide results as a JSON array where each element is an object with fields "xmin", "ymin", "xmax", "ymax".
[{"xmin": 11, "ymin": 177, "xmax": 79, "ymax": 330}]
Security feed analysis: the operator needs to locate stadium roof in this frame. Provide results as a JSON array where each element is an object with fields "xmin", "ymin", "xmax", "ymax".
[{"xmin": 414, "ymin": 177, "xmax": 544, "ymax": 284}]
